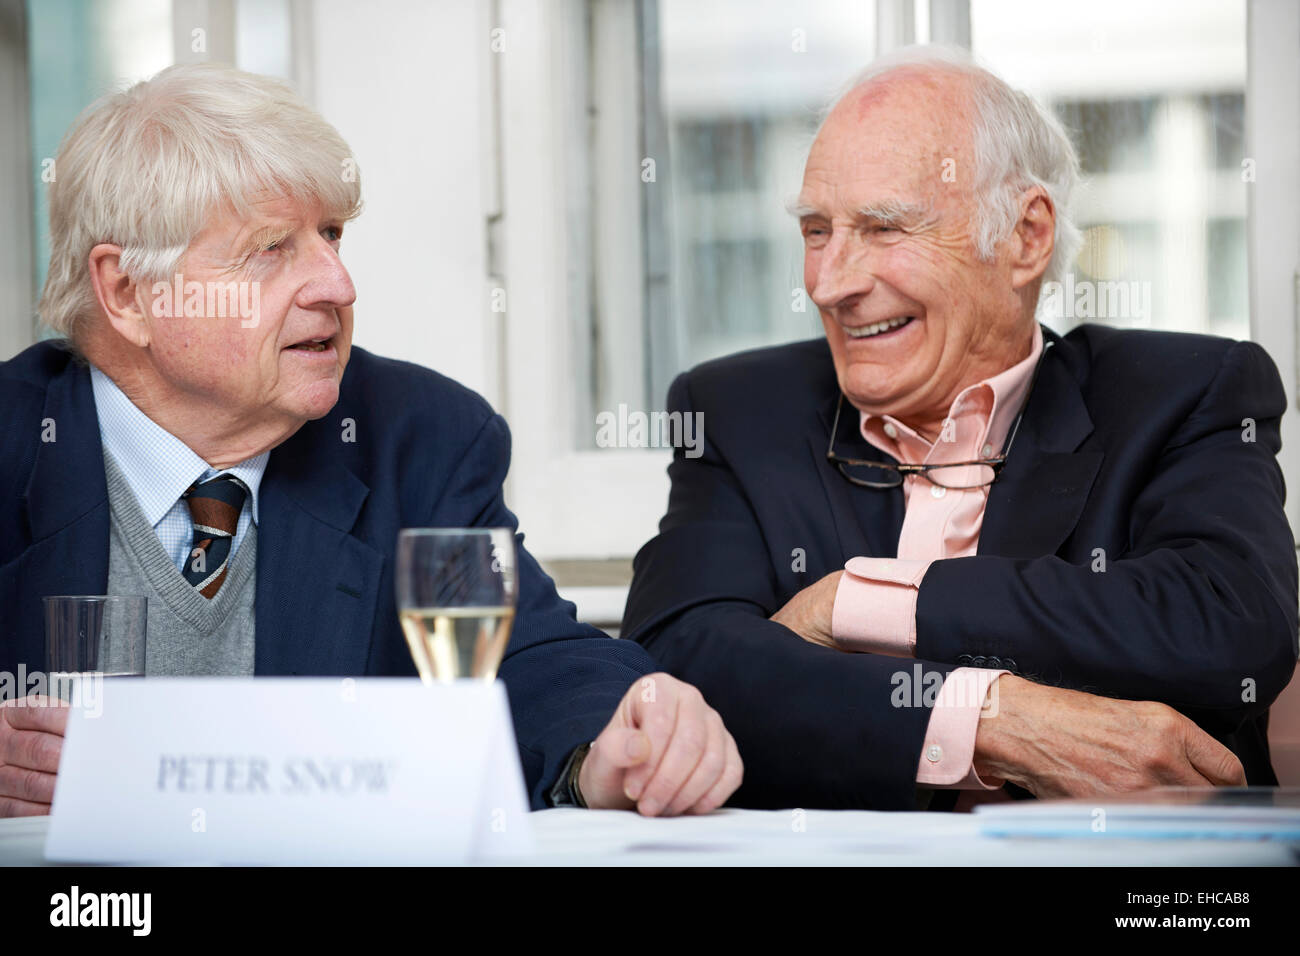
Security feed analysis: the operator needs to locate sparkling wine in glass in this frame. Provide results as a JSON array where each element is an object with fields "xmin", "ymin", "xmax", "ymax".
[{"xmin": 396, "ymin": 529, "xmax": 517, "ymax": 683}]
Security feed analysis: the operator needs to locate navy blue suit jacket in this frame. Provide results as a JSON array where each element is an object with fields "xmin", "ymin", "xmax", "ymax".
[
  {"xmin": 0, "ymin": 341, "xmax": 656, "ymax": 809},
  {"xmin": 623, "ymin": 323, "xmax": 1299, "ymax": 809}
]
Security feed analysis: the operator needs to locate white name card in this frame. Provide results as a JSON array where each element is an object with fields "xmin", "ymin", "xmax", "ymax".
[{"xmin": 45, "ymin": 678, "xmax": 535, "ymax": 864}]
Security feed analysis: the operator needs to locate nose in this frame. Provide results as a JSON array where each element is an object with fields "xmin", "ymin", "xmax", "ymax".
[
  {"xmin": 809, "ymin": 230, "xmax": 874, "ymax": 311},
  {"xmin": 297, "ymin": 235, "xmax": 357, "ymax": 313}
]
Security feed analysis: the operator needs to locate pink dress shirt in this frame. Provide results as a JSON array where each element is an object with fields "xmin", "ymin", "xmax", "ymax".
[{"xmin": 830, "ymin": 322, "xmax": 1044, "ymax": 788}]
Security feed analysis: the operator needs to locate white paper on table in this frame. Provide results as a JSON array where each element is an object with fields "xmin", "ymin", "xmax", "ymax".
[{"xmin": 974, "ymin": 787, "xmax": 1300, "ymax": 839}]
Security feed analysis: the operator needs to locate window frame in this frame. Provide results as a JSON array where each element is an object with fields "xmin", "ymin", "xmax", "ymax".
[{"xmin": 497, "ymin": 0, "xmax": 672, "ymax": 561}]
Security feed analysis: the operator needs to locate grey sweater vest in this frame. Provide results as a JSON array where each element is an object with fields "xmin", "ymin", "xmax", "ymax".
[{"xmin": 104, "ymin": 451, "xmax": 257, "ymax": 676}]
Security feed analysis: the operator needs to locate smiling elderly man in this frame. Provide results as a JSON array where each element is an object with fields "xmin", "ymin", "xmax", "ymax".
[
  {"xmin": 623, "ymin": 48, "xmax": 1298, "ymax": 809},
  {"xmin": 0, "ymin": 63, "xmax": 741, "ymax": 818}
]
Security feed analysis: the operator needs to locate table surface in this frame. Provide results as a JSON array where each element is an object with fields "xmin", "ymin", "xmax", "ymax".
[{"xmin": 2, "ymin": 809, "xmax": 1297, "ymax": 866}]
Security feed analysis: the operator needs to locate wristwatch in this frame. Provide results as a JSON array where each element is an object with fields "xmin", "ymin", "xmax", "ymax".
[{"xmin": 548, "ymin": 741, "xmax": 593, "ymax": 808}]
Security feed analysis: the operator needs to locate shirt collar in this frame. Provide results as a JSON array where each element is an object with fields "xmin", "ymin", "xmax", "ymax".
[
  {"xmin": 89, "ymin": 365, "xmax": 267, "ymax": 526},
  {"xmin": 859, "ymin": 321, "xmax": 1044, "ymax": 463}
]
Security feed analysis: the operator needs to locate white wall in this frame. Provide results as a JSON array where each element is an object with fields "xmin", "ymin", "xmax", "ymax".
[{"xmin": 308, "ymin": 0, "xmax": 499, "ymax": 407}]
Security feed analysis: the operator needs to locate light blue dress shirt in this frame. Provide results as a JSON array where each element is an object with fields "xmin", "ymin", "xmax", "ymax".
[{"xmin": 89, "ymin": 366, "xmax": 268, "ymax": 572}]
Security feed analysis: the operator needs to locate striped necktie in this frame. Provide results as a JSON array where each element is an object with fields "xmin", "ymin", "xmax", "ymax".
[{"xmin": 181, "ymin": 474, "xmax": 249, "ymax": 598}]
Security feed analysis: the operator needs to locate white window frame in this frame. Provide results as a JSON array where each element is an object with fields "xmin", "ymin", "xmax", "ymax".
[
  {"xmin": 497, "ymin": 0, "xmax": 670, "ymax": 561},
  {"xmin": 1246, "ymin": 0, "xmax": 1300, "ymax": 787},
  {"xmin": 1246, "ymin": 0, "xmax": 1300, "ymax": 540}
]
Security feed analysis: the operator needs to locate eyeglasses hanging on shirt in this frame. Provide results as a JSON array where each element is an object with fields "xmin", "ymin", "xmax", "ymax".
[{"xmin": 826, "ymin": 341, "xmax": 1053, "ymax": 490}]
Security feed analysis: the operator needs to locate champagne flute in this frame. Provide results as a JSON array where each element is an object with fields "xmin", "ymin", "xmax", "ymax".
[{"xmin": 395, "ymin": 529, "xmax": 517, "ymax": 683}]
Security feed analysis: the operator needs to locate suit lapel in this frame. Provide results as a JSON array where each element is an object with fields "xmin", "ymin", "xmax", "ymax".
[
  {"xmin": 25, "ymin": 358, "xmax": 107, "ymax": 545},
  {"xmin": 254, "ymin": 433, "xmax": 384, "ymax": 676},
  {"xmin": 15, "ymin": 359, "xmax": 110, "ymax": 665},
  {"xmin": 978, "ymin": 329, "xmax": 1103, "ymax": 559}
]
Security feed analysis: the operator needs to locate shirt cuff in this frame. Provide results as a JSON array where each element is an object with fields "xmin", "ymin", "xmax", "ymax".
[
  {"xmin": 915, "ymin": 667, "xmax": 1009, "ymax": 788},
  {"xmin": 830, "ymin": 557, "xmax": 931, "ymax": 656}
]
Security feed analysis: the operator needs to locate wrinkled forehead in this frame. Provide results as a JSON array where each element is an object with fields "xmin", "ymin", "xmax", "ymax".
[
  {"xmin": 801, "ymin": 72, "xmax": 977, "ymax": 211},
  {"xmin": 221, "ymin": 184, "xmax": 357, "ymax": 232}
]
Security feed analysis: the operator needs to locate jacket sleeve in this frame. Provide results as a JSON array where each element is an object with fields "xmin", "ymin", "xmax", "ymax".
[
  {"xmin": 433, "ymin": 411, "xmax": 656, "ymax": 809},
  {"xmin": 916, "ymin": 340, "xmax": 1299, "ymax": 738},
  {"xmin": 622, "ymin": 371, "xmax": 953, "ymax": 810}
]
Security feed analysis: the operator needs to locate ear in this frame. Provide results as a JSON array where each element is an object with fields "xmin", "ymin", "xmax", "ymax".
[
  {"xmin": 87, "ymin": 243, "xmax": 151, "ymax": 348},
  {"xmin": 1008, "ymin": 187, "xmax": 1056, "ymax": 291}
]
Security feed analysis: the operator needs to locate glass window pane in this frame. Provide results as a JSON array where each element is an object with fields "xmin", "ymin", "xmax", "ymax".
[
  {"xmin": 1054, "ymin": 98, "xmax": 1159, "ymax": 173},
  {"xmin": 27, "ymin": 0, "xmax": 172, "ymax": 325},
  {"xmin": 651, "ymin": 0, "xmax": 875, "ymax": 407},
  {"xmin": 972, "ymin": 0, "xmax": 1249, "ymax": 340}
]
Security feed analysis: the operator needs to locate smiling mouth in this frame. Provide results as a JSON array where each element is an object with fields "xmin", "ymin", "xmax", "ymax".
[
  {"xmin": 287, "ymin": 337, "xmax": 332, "ymax": 352},
  {"xmin": 844, "ymin": 316, "xmax": 916, "ymax": 339}
]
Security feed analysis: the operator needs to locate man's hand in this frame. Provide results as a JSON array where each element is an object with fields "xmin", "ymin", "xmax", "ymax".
[
  {"xmin": 770, "ymin": 570, "xmax": 843, "ymax": 649},
  {"xmin": 0, "ymin": 696, "xmax": 69, "ymax": 817},
  {"xmin": 973, "ymin": 675, "xmax": 1246, "ymax": 798},
  {"xmin": 577, "ymin": 672, "xmax": 742, "ymax": 816}
]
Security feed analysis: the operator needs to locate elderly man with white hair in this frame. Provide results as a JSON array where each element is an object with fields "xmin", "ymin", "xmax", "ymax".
[
  {"xmin": 623, "ymin": 47, "xmax": 1297, "ymax": 810},
  {"xmin": 0, "ymin": 63, "xmax": 742, "ymax": 818}
]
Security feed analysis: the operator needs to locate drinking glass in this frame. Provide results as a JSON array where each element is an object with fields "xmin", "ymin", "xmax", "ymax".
[
  {"xmin": 395, "ymin": 529, "xmax": 517, "ymax": 683},
  {"xmin": 43, "ymin": 595, "xmax": 147, "ymax": 700}
]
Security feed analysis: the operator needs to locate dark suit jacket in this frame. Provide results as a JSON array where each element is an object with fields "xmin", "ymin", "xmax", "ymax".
[
  {"xmin": 623, "ymin": 323, "xmax": 1299, "ymax": 809},
  {"xmin": 0, "ymin": 341, "xmax": 656, "ymax": 809}
]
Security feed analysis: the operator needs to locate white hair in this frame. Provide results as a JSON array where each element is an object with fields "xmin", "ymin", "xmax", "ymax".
[
  {"xmin": 820, "ymin": 45, "xmax": 1081, "ymax": 284},
  {"xmin": 39, "ymin": 62, "xmax": 363, "ymax": 343}
]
